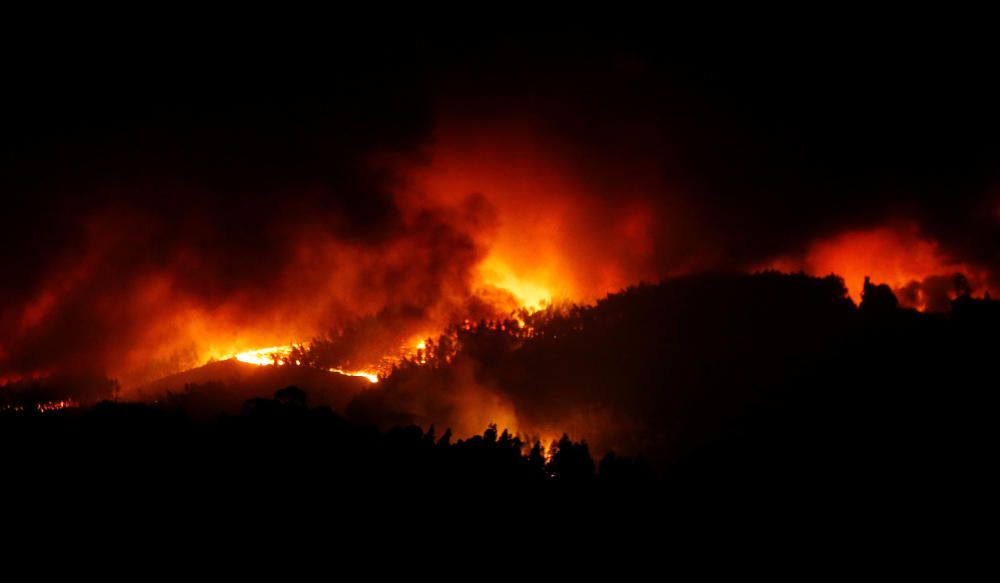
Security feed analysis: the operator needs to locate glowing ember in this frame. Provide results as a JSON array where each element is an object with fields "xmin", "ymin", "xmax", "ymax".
[
  {"xmin": 35, "ymin": 399, "xmax": 78, "ymax": 413},
  {"xmin": 329, "ymin": 369, "xmax": 379, "ymax": 384},
  {"xmin": 1, "ymin": 399, "xmax": 78, "ymax": 414}
]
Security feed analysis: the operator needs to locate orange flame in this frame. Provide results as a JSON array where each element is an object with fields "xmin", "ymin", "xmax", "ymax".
[
  {"xmin": 216, "ymin": 343, "xmax": 381, "ymax": 384},
  {"xmin": 225, "ymin": 345, "xmax": 296, "ymax": 366},
  {"xmin": 328, "ymin": 368, "xmax": 380, "ymax": 384}
]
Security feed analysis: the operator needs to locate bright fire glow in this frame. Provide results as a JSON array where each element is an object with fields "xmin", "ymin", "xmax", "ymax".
[
  {"xmin": 479, "ymin": 256, "xmax": 554, "ymax": 309},
  {"xmin": 225, "ymin": 345, "xmax": 296, "ymax": 366},
  {"xmin": 329, "ymin": 369, "xmax": 379, "ymax": 383},
  {"xmin": 217, "ymin": 343, "xmax": 380, "ymax": 383}
]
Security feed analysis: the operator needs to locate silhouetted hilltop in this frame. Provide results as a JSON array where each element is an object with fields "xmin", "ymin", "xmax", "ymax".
[{"xmin": 131, "ymin": 358, "xmax": 371, "ymax": 420}]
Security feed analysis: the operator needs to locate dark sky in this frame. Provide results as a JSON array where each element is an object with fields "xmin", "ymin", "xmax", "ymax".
[
  {"xmin": 6, "ymin": 23, "xmax": 998, "ymax": 258},
  {"xmin": 2, "ymin": 20, "xmax": 998, "ymax": 384}
]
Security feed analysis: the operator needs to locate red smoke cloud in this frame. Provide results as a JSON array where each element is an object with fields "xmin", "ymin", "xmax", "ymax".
[
  {"xmin": 1, "ymin": 184, "xmax": 511, "ymax": 390},
  {"xmin": 399, "ymin": 110, "xmax": 686, "ymax": 307},
  {"xmin": 767, "ymin": 223, "xmax": 991, "ymax": 310}
]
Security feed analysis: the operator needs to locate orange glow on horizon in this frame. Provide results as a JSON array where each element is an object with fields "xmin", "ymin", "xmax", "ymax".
[{"xmin": 766, "ymin": 224, "xmax": 990, "ymax": 310}]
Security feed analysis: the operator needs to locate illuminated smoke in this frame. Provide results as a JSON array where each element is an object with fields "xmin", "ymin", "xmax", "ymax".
[{"xmin": 766, "ymin": 223, "xmax": 991, "ymax": 310}]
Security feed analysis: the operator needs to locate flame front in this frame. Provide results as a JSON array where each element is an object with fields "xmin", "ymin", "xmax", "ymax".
[
  {"xmin": 227, "ymin": 345, "xmax": 296, "ymax": 366},
  {"xmin": 328, "ymin": 369, "xmax": 379, "ymax": 383},
  {"xmin": 217, "ymin": 343, "xmax": 381, "ymax": 384}
]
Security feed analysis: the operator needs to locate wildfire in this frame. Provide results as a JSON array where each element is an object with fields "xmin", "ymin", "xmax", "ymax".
[
  {"xmin": 216, "ymin": 343, "xmax": 382, "ymax": 384},
  {"xmin": 36, "ymin": 399, "xmax": 78, "ymax": 413},
  {"xmin": 226, "ymin": 345, "xmax": 296, "ymax": 366},
  {"xmin": 1, "ymin": 399, "xmax": 78, "ymax": 414},
  {"xmin": 328, "ymin": 369, "xmax": 379, "ymax": 383},
  {"xmin": 479, "ymin": 256, "xmax": 554, "ymax": 310}
]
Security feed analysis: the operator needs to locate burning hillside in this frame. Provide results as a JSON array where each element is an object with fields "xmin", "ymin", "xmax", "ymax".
[{"xmin": 2, "ymin": 25, "xmax": 1000, "ymax": 459}]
